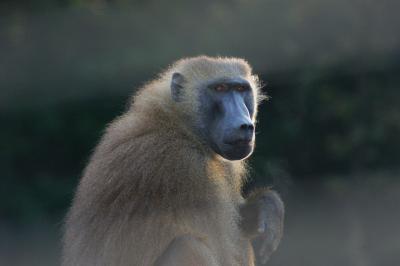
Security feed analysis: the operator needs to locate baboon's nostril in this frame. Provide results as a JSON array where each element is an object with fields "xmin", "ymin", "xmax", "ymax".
[{"xmin": 240, "ymin": 123, "xmax": 254, "ymax": 131}]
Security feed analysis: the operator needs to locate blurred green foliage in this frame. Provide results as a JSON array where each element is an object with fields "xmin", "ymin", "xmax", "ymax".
[
  {"xmin": 254, "ymin": 59, "xmax": 400, "ymax": 179},
  {"xmin": 0, "ymin": 95, "xmax": 126, "ymax": 223}
]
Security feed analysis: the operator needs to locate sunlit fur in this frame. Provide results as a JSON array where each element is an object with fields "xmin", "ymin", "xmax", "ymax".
[{"xmin": 62, "ymin": 56, "xmax": 264, "ymax": 266}]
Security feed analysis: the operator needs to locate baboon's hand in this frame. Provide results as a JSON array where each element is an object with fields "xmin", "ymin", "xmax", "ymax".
[
  {"xmin": 240, "ymin": 189, "xmax": 284, "ymax": 264},
  {"xmin": 256, "ymin": 190, "xmax": 284, "ymax": 264}
]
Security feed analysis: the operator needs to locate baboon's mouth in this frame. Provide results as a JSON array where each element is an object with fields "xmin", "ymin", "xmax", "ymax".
[{"xmin": 224, "ymin": 138, "xmax": 253, "ymax": 146}]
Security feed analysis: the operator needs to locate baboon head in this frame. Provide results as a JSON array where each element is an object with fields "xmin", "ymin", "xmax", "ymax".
[{"xmin": 170, "ymin": 56, "xmax": 263, "ymax": 161}]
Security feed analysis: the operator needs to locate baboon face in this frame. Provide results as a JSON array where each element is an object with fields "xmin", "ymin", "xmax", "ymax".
[
  {"xmin": 172, "ymin": 73, "xmax": 256, "ymax": 160},
  {"xmin": 199, "ymin": 77, "xmax": 256, "ymax": 160}
]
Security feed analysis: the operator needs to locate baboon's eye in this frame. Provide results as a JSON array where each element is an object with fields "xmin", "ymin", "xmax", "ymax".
[
  {"xmin": 236, "ymin": 85, "xmax": 249, "ymax": 92},
  {"xmin": 214, "ymin": 84, "xmax": 228, "ymax": 92}
]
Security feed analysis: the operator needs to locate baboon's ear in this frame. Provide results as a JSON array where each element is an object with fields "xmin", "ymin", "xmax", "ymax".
[{"xmin": 171, "ymin": 72, "xmax": 185, "ymax": 102}]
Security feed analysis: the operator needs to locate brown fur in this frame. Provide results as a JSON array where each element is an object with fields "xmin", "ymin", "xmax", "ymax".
[{"xmin": 62, "ymin": 56, "xmax": 264, "ymax": 266}]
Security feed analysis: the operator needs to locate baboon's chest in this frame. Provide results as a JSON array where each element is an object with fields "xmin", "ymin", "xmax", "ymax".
[{"xmin": 205, "ymin": 199, "xmax": 252, "ymax": 266}]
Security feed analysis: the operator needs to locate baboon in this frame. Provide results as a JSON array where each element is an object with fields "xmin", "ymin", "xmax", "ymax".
[{"xmin": 62, "ymin": 56, "xmax": 284, "ymax": 266}]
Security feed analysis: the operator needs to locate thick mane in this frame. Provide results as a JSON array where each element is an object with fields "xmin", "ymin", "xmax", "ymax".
[{"xmin": 75, "ymin": 57, "xmax": 254, "ymax": 217}]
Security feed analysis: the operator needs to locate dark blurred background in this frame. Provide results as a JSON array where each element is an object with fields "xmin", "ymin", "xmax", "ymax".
[{"xmin": 1, "ymin": 0, "xmax": 399, "ymax": 265}]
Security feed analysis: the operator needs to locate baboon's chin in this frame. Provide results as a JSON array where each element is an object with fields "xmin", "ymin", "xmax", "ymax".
[{"xmin": 217, "ymin": 143, "xmax": 254, "ymax": 161}]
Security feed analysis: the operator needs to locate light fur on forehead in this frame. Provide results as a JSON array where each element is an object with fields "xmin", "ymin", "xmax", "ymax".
[{"xmin": 171, "ymin": 56, "xmax": 252, "ymax": 83}]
